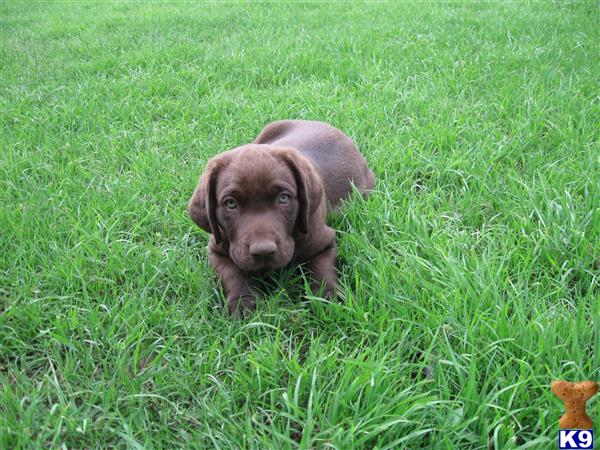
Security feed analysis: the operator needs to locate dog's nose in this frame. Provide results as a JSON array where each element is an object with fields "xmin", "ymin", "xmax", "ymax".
[{"xmin": 249, "ymin": 240, "xmax": 277, "ymax": 259}]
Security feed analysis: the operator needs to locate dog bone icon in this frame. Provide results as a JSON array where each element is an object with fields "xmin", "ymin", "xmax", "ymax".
[{"xmin": 551, "ymin": 380, "xmax": 598, "ymax": 429}]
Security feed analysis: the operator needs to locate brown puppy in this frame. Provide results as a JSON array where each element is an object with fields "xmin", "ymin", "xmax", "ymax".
[{"xmin": 188, "ymin": 120, "xmax": 374, "ymax": 317}]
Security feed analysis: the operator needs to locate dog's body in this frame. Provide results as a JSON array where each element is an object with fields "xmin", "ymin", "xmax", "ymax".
[
  {"xmin": 254, "ymin": 120, "xmax": 375, "ymax": 209},
  {"xmin": 188, "ymin": 120, "xmax": 374, "ymax": 316}
]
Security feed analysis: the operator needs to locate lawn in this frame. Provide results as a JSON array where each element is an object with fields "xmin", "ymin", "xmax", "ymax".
[{"xmin": 1, "ymin": 1, "xmax": 599, "ymax": 448}]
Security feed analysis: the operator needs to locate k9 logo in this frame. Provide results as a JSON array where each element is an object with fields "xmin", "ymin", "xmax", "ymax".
[{"xmin": 559, "ymin": 430, "xmax": 594, "ymax": 449}]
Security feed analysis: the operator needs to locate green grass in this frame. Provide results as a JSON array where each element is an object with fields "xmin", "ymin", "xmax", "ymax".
[{"xmin": 1, "ymin": 1, "xmax": 599, "ymax": 448}]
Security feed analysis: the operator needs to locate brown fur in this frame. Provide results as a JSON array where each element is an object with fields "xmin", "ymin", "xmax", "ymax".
[{"xmin": 188, "ymin": 120, "xmax": 374, "ymax": 317}]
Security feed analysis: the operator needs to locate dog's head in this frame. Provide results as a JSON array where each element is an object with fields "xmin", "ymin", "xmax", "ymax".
[{"xmin": 188, "ymin": 145, "xmax": 324, "ymax": 272}]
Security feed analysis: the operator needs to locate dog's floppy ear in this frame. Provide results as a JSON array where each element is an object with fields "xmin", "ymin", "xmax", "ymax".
[
  {"xmin": 277, "ymin": 149, "xmax": 324, "ymax": 234},
  {"xmin": 188, "ymin": 156, "xmax": 228, "ymax": 244},
  {"xmin": 188, "ymin": 176, "xmax": 210, "ymax": 233}
]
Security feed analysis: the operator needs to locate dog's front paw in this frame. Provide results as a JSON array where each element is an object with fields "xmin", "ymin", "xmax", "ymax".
[
  {"xmin": 227, "ymin": 294, "xmax": 257, "ymax": 319},
  {"xmin": 310, "ymin": 275, "xmax": 339, "ymax": 300},
  {"xmin": 323, "ymin": 282, "xmax": 339, "ymax": 300}
]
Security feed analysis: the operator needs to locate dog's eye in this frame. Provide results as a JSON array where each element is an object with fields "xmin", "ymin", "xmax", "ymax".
[
  {"xmin": 279, "ymin": 193, "xmax": 290, "ymax": 205},
  {"xmin": 224, "ymin": 198, "xmax": 237, "ymax": 210}
]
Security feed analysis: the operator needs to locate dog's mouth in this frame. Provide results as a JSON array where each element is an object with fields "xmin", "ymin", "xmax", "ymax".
[
  {"xmin": 253, "ymin": 262, "xmax": 275, "ymax": 273},
  {"xmin": 230, "ymin": 247, "xmax": 293, "ymax": 273},
  {"xmin": 240, "ymin": 257, "xmax": 289, "ymax": 273}
]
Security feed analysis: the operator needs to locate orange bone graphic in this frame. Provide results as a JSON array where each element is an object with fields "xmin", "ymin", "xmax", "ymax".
[{"xmin": 551, "ymin": 380, "xmax": 598, "ymax": 429}]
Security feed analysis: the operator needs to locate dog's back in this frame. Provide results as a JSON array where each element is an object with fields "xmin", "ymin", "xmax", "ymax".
[{"xmin": 254, "ymin": 120, "xmax": 374, "ymax": 209}]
